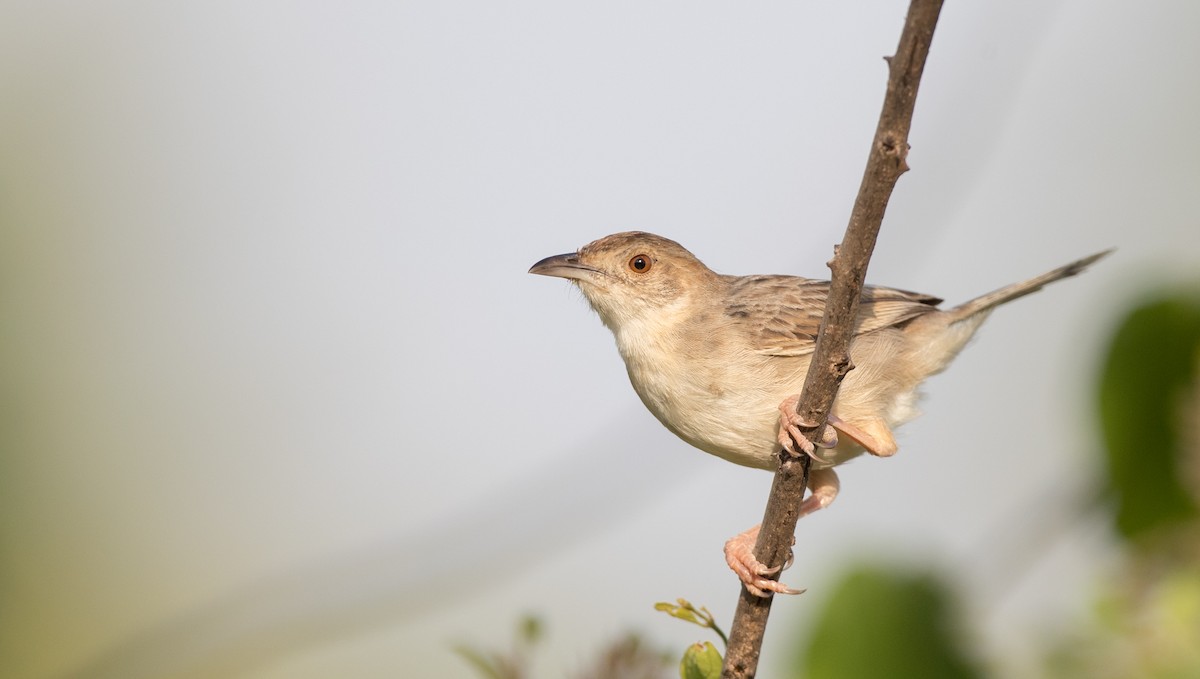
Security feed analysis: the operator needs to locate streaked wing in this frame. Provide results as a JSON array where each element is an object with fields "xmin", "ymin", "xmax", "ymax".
[{"xmin": 724, "ymin": 275, "xmax": 942, "ymax": 357}]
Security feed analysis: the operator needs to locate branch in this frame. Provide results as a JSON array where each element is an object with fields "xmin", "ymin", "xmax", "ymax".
[{"xmin": 721, "ymin": 1, "xmax": 944, "ymax": 676}]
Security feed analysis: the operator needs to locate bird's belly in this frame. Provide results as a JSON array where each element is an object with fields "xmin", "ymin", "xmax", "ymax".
[
  {"xmin": 622, "ymin": 359, "xmax": 783, "ymax": 470},
  {"xmin": 661, "ymin": 397, "xmax": 779, "ymax": 469},
  {"xmin": 623, "ymin": 348, "xmax": 882, "ymax": 471}
]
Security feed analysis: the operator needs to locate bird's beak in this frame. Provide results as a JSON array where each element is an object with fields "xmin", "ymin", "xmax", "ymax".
[{"xmin": 528, "ymin": 252, "xmax": 599, "ymax": 281}]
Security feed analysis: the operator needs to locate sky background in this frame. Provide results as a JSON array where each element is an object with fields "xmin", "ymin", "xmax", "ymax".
[{"xmin": 2, "ymin": 1, "xmax": 1198, "ymax": 677}]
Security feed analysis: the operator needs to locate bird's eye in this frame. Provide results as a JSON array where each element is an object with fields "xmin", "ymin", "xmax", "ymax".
[{"xmin": 628, "ymin": 254, "xmax": 652, "ymax": 273}]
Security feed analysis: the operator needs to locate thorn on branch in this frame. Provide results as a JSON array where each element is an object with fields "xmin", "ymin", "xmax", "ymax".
[{"xmin": 827, "ymin": 244, "xmax": 842, "ymax": 269}]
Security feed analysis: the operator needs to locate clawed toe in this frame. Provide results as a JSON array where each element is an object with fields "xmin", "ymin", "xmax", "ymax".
[
  {"xmin": 777, "ymin": 424, "xmax": 816, "ymax": 457},
  {"xmin": 748, "ymin": 576, "xmax": 805, "ymax": 598},
  {"xmin": 777, "ymin": 396, "xmax": 839, "ymax": 462},
  {"xmin": 724, "ymin": 525, "xmax": 805, "ymax": 598}
]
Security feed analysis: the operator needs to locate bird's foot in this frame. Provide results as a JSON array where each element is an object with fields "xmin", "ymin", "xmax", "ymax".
[
  {"xmin": 777, "ymin": 395, "xmax": 839, "ymax": 462},
  {"xmin": 723, "ymin": 525, "xmax": 804, "ymax": 598}
]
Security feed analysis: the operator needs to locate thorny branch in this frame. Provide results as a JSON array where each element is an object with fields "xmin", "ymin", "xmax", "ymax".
[{"xmin": 721, "ymin": 1, "xmax": 945, "ymax": 676}]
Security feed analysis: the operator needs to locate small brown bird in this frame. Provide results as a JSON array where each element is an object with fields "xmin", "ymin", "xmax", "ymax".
[{"xmin": 530, "ymin": 232, "xmax": 1107, "ymax": 596}]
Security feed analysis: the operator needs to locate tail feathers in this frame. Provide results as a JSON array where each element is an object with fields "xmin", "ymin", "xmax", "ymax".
[{"xmin": 948, "ymin": 249, "xmax": 1112, "ymax": 322}]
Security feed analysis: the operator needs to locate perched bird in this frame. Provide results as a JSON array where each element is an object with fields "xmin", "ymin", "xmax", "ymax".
[{"xmin": 530, "ymin": 232, "xmax": 1108, "ymax": 596}]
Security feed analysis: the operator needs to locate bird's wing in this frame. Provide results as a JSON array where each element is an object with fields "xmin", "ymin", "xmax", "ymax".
[{"xmin": 726, "ymin": 276, "xmax": 942, "ymax": 358}]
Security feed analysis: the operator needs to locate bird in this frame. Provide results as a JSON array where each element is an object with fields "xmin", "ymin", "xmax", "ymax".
[{"xmin": 529, "ymin": 231, "xmax": 1108, "ymax": 596}]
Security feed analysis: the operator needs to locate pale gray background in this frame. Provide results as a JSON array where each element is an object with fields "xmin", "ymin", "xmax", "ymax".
[{"xmin": 2, "ymin": 1, "xmax": 1197, "ymax": 677}]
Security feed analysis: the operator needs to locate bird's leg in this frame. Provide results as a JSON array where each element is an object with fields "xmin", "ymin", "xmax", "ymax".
[
  {"xmin": 826, "ymin": 414, "xmax": 898, "ymax": 457},
  {"xmin": 797, "ymin": 467, "xmax": 841, "ymax": 516},
  {"xmin": 723, "ymin": 468, "xmax": 840, "ymax": 597},
  {"xmin": 777, "ymin": 394, "xmax": 839, "ymax": 462}
]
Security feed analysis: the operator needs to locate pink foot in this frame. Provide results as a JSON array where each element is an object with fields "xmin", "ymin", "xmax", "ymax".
[
  {"xmin": 723, "ymin": 525, "xmax": 804, "ymax": 597},
  {"xmin": 777, "ymin": 395, "xmax": 839, "ymax": 462},
  {"xmin": 722, "ymin": 469, "xmax": 840, "ymax": 597}
]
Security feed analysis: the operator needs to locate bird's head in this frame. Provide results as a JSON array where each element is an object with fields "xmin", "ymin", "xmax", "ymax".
[{"xmin": 529, "ymin": 231, "xmax": 718, "ymax": 331}]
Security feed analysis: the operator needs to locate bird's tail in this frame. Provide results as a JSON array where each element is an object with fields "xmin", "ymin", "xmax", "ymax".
[{"xmin": 946, "ymin": 249, "xmax": 1113, "ymax": 323}]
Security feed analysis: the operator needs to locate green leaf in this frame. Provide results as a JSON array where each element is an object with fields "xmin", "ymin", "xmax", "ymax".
[
  {"xmin": 655, "ymin": 601, "xmax": 702, "ymax": 626},
  {"xmin": 1098, "ymin": 294, "xmax": 1200, "ymax": 541},
  {"xmin": 680, "ymin": 641, "xmax": 722, "ymax": 679},
  {"xmin": 655, "ymin": 600, "xmax": 728, "ymax": 647},
  {"xmin": 800, "ymin": 565, "xmax": 982, "ymax": 679}
]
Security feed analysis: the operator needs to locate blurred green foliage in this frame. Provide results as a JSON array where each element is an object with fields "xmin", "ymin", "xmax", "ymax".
[
  {"xmin": 1098, "ymin": 294, "xmax": 1200, "ymax": 540},
  {"xmin": 800, "ymin": 566, "xmax": 982, "ymax": 679},
  {"xmin": 1039, "ymin": 289, "xmax": 1200, "ymax": 678},
  {"xmin": 1042, "ymin": 561, "xmax": 1200, "ymax": 678}
]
